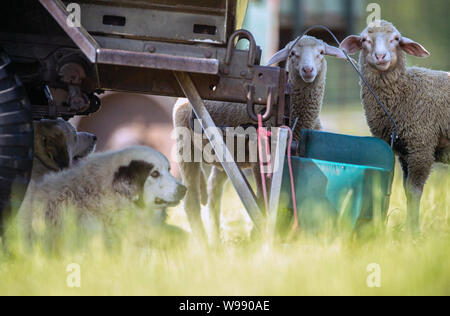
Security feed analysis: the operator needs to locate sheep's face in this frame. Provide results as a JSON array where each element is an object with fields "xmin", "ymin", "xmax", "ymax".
[
  {"xmin": 288, "ymin": 39, "xmax": 327, "ymax": 83},
  {"xmin": 266, "ymin": 35, "xmax": 346, "ymax": 83},
  {"xmin": 340, "ymin": 20, "xmax": 430, "ymax": 73},
  {"xmin": 361, "ymin": 27, "xmax": 402, "ymax": 71}
]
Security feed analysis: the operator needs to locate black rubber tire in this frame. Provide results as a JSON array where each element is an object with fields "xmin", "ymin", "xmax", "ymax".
[{"xmin": 0, "ymin": 48, "xmax": 34, "ymax": 234}]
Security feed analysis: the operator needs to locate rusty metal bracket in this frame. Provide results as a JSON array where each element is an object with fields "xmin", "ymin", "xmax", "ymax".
[
  {"xmin": 246, "ymin": 85, "xmax": 275, "ymax": 122},
  {"xmin": 225, "ymin": 29, "xmax": 257, "ymax": 67}
]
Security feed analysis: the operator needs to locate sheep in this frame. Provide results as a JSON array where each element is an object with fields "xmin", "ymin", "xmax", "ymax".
[
  {"xmin": 340, "ymin": 20, "xmax": 449, "ymax": 233},
  {"xmin": 267, "ymin": 35, "xmax": 346, "ymax": 137},
  {"xmin": 173, "ymin": 36, "xmax": 346, "ymax": 242}
]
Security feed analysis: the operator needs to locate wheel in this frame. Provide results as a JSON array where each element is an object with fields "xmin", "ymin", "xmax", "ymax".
[{"xmin": 0, "ymin": 48, "xmax": 34, "ymax": 234}]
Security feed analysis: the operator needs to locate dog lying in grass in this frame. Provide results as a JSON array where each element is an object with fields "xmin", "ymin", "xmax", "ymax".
[{"xmin": 18, "ymin": 146, "xmax": 186, "ymax": 252}]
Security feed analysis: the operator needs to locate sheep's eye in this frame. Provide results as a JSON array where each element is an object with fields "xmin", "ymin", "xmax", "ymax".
[
  {"xmin": 290, "ymin": 51, "xmax": 296, "ymax": 57},
  {"xmin": 151, "ymin": 171, "xmax": 160, "ymax": 178},
  {"xmin": 320, "ymin": 50, "xmax": 324, "ymax": 55},
  {"xmin": 390, "ymin": 37, "xmax": 400, "ymax": 44}
]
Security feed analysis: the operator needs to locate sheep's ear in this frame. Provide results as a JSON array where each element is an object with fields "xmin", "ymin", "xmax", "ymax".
[
  {"xmin": 340, "ymin": 35, "xmax": 362, "ymax": 55},
  {"xmin": 400, "ymin": 37, "xmax": 430, "ymax": 58},
  {"xmin": 324, "ymin": 44, "xmax": 347, "ymax": 59},
  {"xmin": 266, "ymin": 39, "xmax": 297, "ymax": 66}
]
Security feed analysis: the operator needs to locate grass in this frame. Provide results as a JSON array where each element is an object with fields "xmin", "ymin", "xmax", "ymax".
[{"xmin": 0, "ymin": 106, "xmax": 449, "ymax": 296}]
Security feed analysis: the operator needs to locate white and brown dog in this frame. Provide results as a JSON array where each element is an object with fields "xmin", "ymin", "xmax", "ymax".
[{"xmin": 19, "ymin": 146, "xmax": 186, "ymax": 249}]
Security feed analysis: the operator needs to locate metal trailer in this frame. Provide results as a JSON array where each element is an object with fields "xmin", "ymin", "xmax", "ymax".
[{"xmin": 0, "ymin": 0, "xmax": 291, "ymax": 235}]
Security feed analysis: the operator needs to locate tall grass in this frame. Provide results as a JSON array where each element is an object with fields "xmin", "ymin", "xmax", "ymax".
[{"xmin": 0, "ymin": 108, "xmax": 448, "ymax": 296}]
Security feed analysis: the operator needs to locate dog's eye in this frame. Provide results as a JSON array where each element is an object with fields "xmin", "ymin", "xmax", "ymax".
[{"xmin": 151, "ymin": 171, "xmax": 160, "ymax": 178}]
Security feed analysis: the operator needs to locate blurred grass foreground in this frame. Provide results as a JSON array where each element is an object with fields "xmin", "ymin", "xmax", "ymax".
[{"xmin": 0, "ymin": 108, "xmax": 449, "ymax": 296}]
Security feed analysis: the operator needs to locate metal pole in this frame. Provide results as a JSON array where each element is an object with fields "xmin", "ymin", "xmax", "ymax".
[
  {"xmin": 173, "ymin": 71, "xmax": 265, "ymax": 233},
  {"xmin": 268, "ymin": 128, "xmax": 289, "ymax": 237}
]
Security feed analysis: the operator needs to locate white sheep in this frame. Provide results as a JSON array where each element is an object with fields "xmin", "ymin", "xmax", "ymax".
[
  {"xmin": 340, "ymin": 20, "xmax": 449, "ymax": 233},
  {"xmin": 267, "ymin": 35, "xmax": 346, "ymax": 137},
  {"xmin": 173, "ymin": 36, "xmax": 346, "ymax": 242}
]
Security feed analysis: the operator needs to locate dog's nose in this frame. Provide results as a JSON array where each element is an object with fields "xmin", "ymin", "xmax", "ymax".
[
  {"xmin": 93, "ymin": 135, "xmax": 97, "ymax": 142},
  {"xmin": 302, "ymin": 66, "xmax": 314, "ymax": 74}
]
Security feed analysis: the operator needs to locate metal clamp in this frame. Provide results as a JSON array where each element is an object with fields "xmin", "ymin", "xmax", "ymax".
[
  {"xmin": 225, "ymin": 29, "xmax": 257, "ymax": 67},
  {"xmin": 247, "ymin": 85, "xmax": 274, "ymax": 122}
]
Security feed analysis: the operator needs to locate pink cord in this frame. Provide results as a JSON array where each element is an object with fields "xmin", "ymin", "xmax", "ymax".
[{"xmin": 257, "ymin": 115, "xmax": 299, "ymax": 233}]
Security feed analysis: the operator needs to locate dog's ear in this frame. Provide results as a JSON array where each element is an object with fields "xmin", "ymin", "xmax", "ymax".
[
  {"xmin": 112, "ymin": 160, "xmax": 154, "ymax": 203},
  {"xmin": 50, "ymin": 146, "xmax": 70, "ymax": 169}
]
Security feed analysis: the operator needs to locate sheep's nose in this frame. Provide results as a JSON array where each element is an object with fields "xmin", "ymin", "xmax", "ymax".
[
  {"xmin": 302, "ymin": 66, "xmax": 314, "ymax": 74},
  {"xmin": 375, "ymin": 53, "xmax": 387, "ymax": 62}
]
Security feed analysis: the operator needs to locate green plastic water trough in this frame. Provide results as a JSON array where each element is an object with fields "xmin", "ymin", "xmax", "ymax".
[{"xmin": 278, "ymin": 130, "xmax": 395, "ymax": 233}]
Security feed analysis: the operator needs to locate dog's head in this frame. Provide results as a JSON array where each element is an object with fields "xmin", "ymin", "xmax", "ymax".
[
  {"xmin": 112, "ymin": 147, "xmax": 186, "ymax": 210},
  {"xmin": 34, "ymin": 119, "xmax": 97, "ymax": 172}
]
